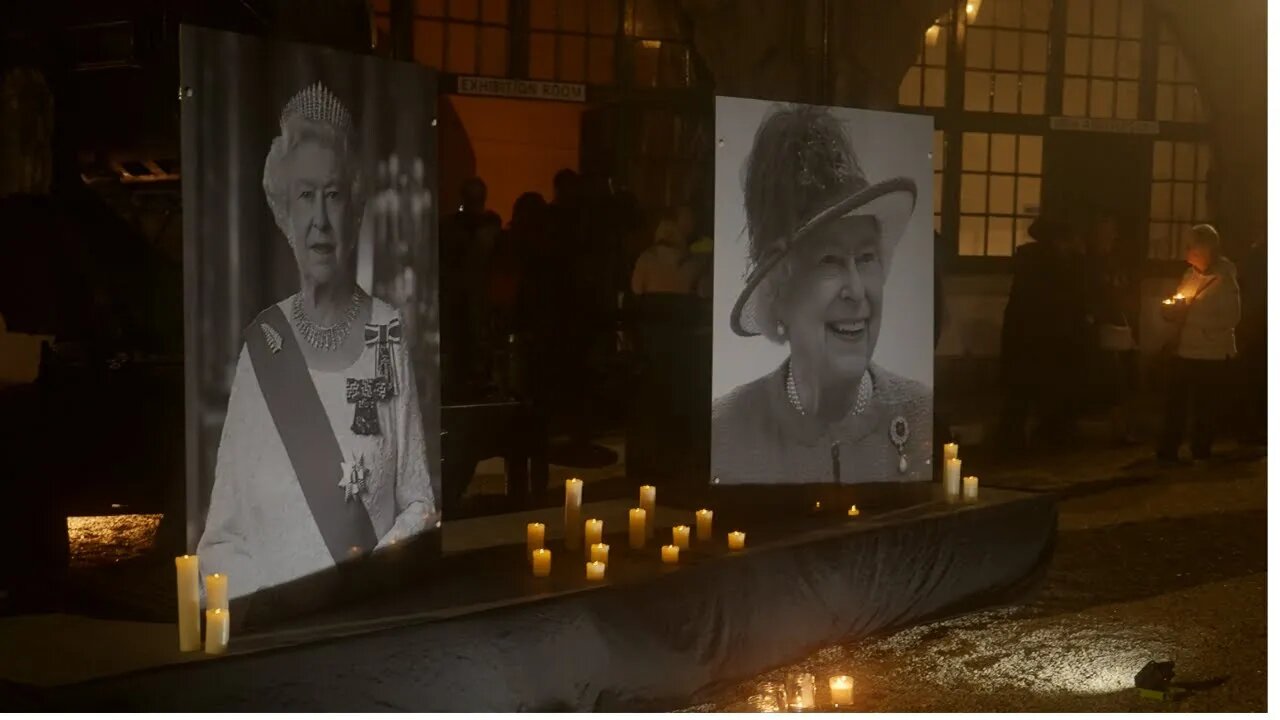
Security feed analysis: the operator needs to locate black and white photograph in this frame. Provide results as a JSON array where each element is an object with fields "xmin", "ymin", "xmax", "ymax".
[
  {"xmin": 711, "ymin": 97, "xmax": 934, "ymax": 486},
  {"xmin": 181, "ymin": 27, "xmax": 441, "ymax": 603}
]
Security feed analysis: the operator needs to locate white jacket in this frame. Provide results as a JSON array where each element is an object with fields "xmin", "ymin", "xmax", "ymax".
[{"xmin": 1174, "ymin": 257, "xmax": 1240, "ymax": 360}]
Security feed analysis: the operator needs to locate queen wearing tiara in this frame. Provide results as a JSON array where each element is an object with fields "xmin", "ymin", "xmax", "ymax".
[
  {"xmin": 711, "ymin": 104, "xmax": 932, "ymax": 485},
  {"xmin": 198, "ymin": 82, "xmax": 438, "ymax": 602}
]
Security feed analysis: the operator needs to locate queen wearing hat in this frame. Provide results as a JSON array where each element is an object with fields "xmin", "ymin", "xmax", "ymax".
[
  {"xmin": 711, "ymin": 104, "xmax": 933, "ymax": 485},
  {"xmin": 198, "ymin": 82, "xmax": 438, "ymax": 601}
]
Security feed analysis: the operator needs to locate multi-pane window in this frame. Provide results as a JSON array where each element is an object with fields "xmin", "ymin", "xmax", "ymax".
[
  {"xmin": 628, "ymin": 0, "xmax": 695, "ymax": 88},
  {"xmin": 958, "ymin": 132, "xmax": 1043, "ymax": 256},
  {"xmin": 931, "ymin": 130, "xmax": 945, "ymax": 232},
  {"xmin": 401, "ymin": 0, "xmax": 512, "ymax": 76},
  {"xmin": 529, "ymin": 0, "xmax": 617, "ymax": 85},
  {"xmin": 1148, "ymin": 141, "xmax": 1211, "ymax": 259},
  {"xmin": 1062, "ymin": 0, "xmax": 1142, "ymax": 119},
  {"xmin": 899, "ymin": 18, "xmax": 950, "ymax": 108},
  {"xmin": 964, "ymin": 0, "xmax": 1051, "ymax": 115},
  {"xmin": 1155, "ymin": 24, "xmax": 1207, "ymax": 122}
]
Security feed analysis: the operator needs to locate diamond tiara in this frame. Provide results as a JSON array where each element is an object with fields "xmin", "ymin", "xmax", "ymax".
[{"xmin": 279, "ymin": 81, "xmax": 352, "ymax": 133}]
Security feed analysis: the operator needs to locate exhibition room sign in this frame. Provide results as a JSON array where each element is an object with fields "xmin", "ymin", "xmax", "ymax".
[
  {"xmin": 1049, "ymin": 117, "xmax": 1160, "ymax": 134},
  {"xmin": 457, "ymin": 76, "xmax": 587, "ymax": 103}
]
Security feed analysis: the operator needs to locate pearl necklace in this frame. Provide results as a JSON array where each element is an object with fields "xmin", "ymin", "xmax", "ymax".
[
  {"xmin": 291, "ymin": 287, "xmax": 364, "ymax": 352},
  {"xmin": 786, "ymin": 363, "xmax": 872, "ymax": 418}
]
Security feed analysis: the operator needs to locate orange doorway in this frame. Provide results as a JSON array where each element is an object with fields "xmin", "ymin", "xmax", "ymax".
[{"xmin": 439, "ymin": 94, "xmax": 590, "ymax": 224}]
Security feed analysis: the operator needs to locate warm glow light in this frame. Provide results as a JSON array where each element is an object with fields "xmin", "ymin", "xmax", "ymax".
[
  {"xmin": 67, "ymin": 514, "xmax": 163, "ymax": 567},
  {"xmin": 966, "ymin": 0, "xmax": 982, "ymax": 22},
  {"xmin": 640, "ymin": 39, "xmax": 662, "ymax": 49},
  {"xmin": 848, "ymin": 505, "xmax": 860, "ymax": 517},
  {"xmin": 924, "ymin": 24, "xmax": 942, "ymax": 47},
  {"xmin": 829, "ymin": 675, "xmax": 854, "ymax": 706}
]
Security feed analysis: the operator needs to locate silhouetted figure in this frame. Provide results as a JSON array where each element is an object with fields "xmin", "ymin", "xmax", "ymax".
[
  {"xmin": 1157, "ymin": 224, "xmax": 1240, "ymax": 462},
  {"xmin": 440, "ymin": 177, "xmax": 501, "ymax": 400},
  {"xmin": 1084, "ymin": 213, "xmax": 1140, "ymax": 443},
  {"xmin": 996, "ymin": 217, "xmax": 1089, "ymax": 451}
]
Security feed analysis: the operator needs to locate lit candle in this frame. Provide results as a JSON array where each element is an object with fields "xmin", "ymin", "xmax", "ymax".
[
  {"xmin": 175, "ymin": 555, "xmax": 200, "ymax": 652},
  {"xmin": 943, "ymin": 442, "xmax": 959, "ymax": 461},
  {"xmin": 590, "ymin": 542, "xmax": 610, "ymax": 565},
  {"xmin": 629, "ymin": 508, "xmax": 647, "ymax": 549},
  {"xmin": 526, "ymin": 522, "xmax": 545, "ymax": 558},
  {"xmin": 944, "ymin": 457, "xmax": 962, "ymax": 500},
  {"xmin": 204, "ymin": 608, "xmax": 230, "ymax": 655},
  {"xmin": 639, "ymin": 485, "xmax": 656, "ymax": 539},
  {"xmin": 695, "ymin": 509, "xmax": 713, "ymax": 541},
  {"xmin": 204, "ymin": 573, "xmax": 228, "ymax": 613},
  {"xmin": 847, "ymin": 505, "xmax": 860, "ymax": 517},
  {"xmin": 564, "ymin": 478, "xmax": 583, "ymax": 550},
  {"xmin": 963, "ymin": 475, "xmax": 980, "ymax": 501},
  {"xmin": 813, "ymin": 501, "xmax": 822, "ymax": 511},
  {"xmin": 584, "ymin": 518, "xmax": 603, "ymax": 551},
  {"xmin": 531, "ymin": 548, "xmax": 552, "ymax": 577},
  {"xmin": 586, "ymin": 561, "xmax": 606, "ymax": 581},
  {"xmin": 727, "ymin": 531, "xmax": 746, "ymax": 551},
  {"xmin": 661, "ymin": 544, "xmax": 680, "ymax": 564},
  {"xmin": 829, "ymin": 675, "xmax": 853, "ymax": 706},
  {"xmin": 787, "ymin": 672, "xmax": 816, "ymax": 710},
  {"xmin": 672, "ymin": 525, "xmax": 691, "ymax": 550}
]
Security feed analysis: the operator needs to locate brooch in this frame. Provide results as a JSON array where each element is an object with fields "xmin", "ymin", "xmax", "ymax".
[
  {"xmin": 889, "ymin": 415, "xmax": 910, "ymax": 474},
  {"xmin": 346, "ymin": 376, "xmax": 393, "ymax": 436},
  {"xmin": 363, "ymin": 318, "xmax": 402, "ymax": 395},
  {"xmin": 260, "ymin": 322, "xmax": 283, "ymax": 354},
  {"xmin": 339, "ymin": 453, "xmax": 370, "ymax": 501}
]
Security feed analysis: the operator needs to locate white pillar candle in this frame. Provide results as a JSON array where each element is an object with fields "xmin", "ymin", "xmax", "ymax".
[
  {"xmin": 204, "ymin": 608, "xmax": 230, "ymax": 655},
  {"xmin": 564, "ymin": 478, "xmax": 583, "ymax": 550},
  {"xmin": 584, "ymin": 518, "xmax": 603, "ymax": 550},
  {"xmin": 204, "ymin": 573, "xmax": 229, "ymax": 613},
  {"xmin": 963, "ymin": 475, "xmax": 980, "ymax": 501},
  {"xmin": 727, "ymin": 531, "xmax": 746, "ymax": 551},
  {"xmin": 695, "ymin": 509, "xmax": 713, "ymax": 541},
  {"xmin": 590, "ymin": 542, "xmax": 610, "ymax": 565},
  {"xmin": 847, "ymin": 505, "xmax": 860, "ymax": 517},
  {"xmin": 639, "ymin": 485, "xmax": 656, "ymax": 539},
  {"xmin": 531, "ymin": 548, "xmax": 552, "ymax": 577},
  {"xmin": 943, "ymin": 442, "xmax": 959, "ymax": 461},
  {"xmin": 586, "ymin": 561, "xmax": 606, "ymax": 581},
  {"xmin": 829, "ymin": 675, "xmax": 853, "ymax": 706},
  {"xmin": 526, "ymin": 522, "xmax": 545, "ymax": 558},
  {"xmin": 672, "ymin": 525, "xmax": 690, "ymax": 550},
  {"xmin": 661, "ymin": 544, "xmax": 680, "ymax": 564},
  {"xmin": 175, "ymin": 555, "xmax": 200, "ymax": 652},
  {"xmin": 628, "ymin": 508, "xmax": 647, "ymax": 549},
  {"xmin": 944, "ymin": 458, "xmax": 962, "ymax": 500}
]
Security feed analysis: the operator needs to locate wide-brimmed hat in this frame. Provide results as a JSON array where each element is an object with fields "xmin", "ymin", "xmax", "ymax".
[{"xmin": 730, "ymin": 105, "xmax": 917, "ymax": 337}]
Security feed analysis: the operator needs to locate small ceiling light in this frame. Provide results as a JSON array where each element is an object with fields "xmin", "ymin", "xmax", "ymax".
[
  {"xmin": 966, "ymin": 0, "xmax": 983, "ymax": 22},
  {"xmin": 924, "ymin": 23, "xmax": 942, "ymax": 47}
]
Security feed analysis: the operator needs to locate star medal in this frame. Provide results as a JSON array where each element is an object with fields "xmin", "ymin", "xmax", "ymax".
[
  {"xmin": 339, "ymin": 453, "xmax": 370, "ymax": 501},
  {"xmin": 889, "ymin": 416, "xmax": 910, "ymax": 474}
]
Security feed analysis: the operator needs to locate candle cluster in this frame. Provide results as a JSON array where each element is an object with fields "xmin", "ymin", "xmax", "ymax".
[
  {"xmin": 943, "ymin": 443, "xmax": 979, "ymax": 502},
  {"xmin": 174, "ymin": 555, "xmax": 232, "ymax": 655}
]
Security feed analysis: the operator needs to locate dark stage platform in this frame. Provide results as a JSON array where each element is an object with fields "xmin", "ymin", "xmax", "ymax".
[{"xmin": 2, "ymin": 485, "xmax": 1056, "ymax": 712}]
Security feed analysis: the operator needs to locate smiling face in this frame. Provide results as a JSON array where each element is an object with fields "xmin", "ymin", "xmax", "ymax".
[
  {"xmin": 286, "ymin": 140, "xmax": 354, "ymax": 289},
  {"xmin": 773, "ymin": 214, "xmax": 884, "ymax": 382}
]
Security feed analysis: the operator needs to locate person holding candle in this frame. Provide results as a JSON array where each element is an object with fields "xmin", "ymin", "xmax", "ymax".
[
  {"xmin": 711, "ymin": 105, "xmax": 932, "ymax": 485},
  {"xmin": 197, "ymin": 82, "xmax": 439, "ymax": 604},
  {"xmin": 1157, "ymin": 224, "xmax": 1240, "ymax": 464}
]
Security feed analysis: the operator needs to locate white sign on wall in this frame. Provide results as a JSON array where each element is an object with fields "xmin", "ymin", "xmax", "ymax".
[
  {"xmin": 1049, "ymin": 117, "xmax": 1160, "ymax": 134},
  {"xmin": 457, "ymin": 76, "xmax": 586, "ymax": 103}
]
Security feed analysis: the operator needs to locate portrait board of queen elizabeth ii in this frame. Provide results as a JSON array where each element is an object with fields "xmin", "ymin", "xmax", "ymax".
[
  {"xmin": 182, "ymin": 26, "xmax": 441, "ymax": 605},
  {"xmin": 711, "ymin": 98, "xmax": 934, "ymax": 486}
]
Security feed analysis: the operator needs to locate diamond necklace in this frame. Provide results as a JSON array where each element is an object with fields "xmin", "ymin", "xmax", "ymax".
[
  {"xmin": 291, "ymin": 287, "xmax": 364, "ymax": 352},
  {"xmin": 786, "ymin": 363, "xmax": 872, "ymax": 417}
]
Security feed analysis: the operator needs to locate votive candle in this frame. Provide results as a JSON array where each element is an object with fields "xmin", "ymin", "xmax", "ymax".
[
  {"xmin": 829, "ymin": 675, "xmax": 853, "ymax": 706},
  {"xmin": 672, "ymin": 525, "xmax": 691, "ymax": 550},
  {"xmin": 586, "ymin": 561, "xmax": 606, "ymax": 581},
  {"xmin": 526, "ymin": 522, "xmax": 545, "ymax": 557},
  {"xmin": 590, "ymin": 542, "xmax": 610, "ymax": 565},
  {"xmin": 584, "ymin": 518, "xmax": 603, "ymax": 549},
  {"xmin": 963, "ymin": 475, "xmax": 980, "ymax": 501},
  {"xmin": 661, "ymin": 544, "xmax": 680, "ymax": 564},
  {"xmin": 204, "ymin": 608, "xmax": 230, "ymax": 655},
  {"xmin": 695, "ymin": 509, "xmax": 713, "ymax": 541},
  {"xmin": 944, "ymin": 458, "xmax": 962, "ymax": 500},
  {"xmin": 204, "ymin": 572, "xmax": 228, "ymax": 613},
  {"xmin": 564, "ymin": 479, "xmax": 583, "ymax": 550},
  {"xmin": 847, "ymin": 505, "xmax": 860, "ymax": 517},
  {"xmin": 629, "ymin": 508, "xmax": 647, "ymax": 549},
  {"xmin": 943, "ymin": 442, "xmax": 959, "ymax": 461},
  {"xmin": 728, "ymin": 531, "xmax": 746, "ymax": 551},
  {"xmin": 531, "ymin": 548, "xmax": 552, "ymax": 577},
  {"xmin": 175, "ymin": 555, "xmax": 200, "ymax": 652},
  {"xmin": 639, "ymin": 485, "xmax": 656, "ymax": 539}
]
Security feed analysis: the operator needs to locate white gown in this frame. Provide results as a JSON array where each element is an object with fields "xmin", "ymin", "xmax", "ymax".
[{"xmin": 198, "ymin": 296, "xmax": 438, "ymax": 600}]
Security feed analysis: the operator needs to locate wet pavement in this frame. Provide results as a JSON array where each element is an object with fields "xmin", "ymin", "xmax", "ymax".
[{"xmin": 685, "ymin": 444, "xmax": 1267, "ymax": 713}]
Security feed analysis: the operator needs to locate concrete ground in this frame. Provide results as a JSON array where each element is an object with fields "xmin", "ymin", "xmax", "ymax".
[{"xmin": 684, "ymin": 439, "xmax": 1267, "ymax": 712}]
